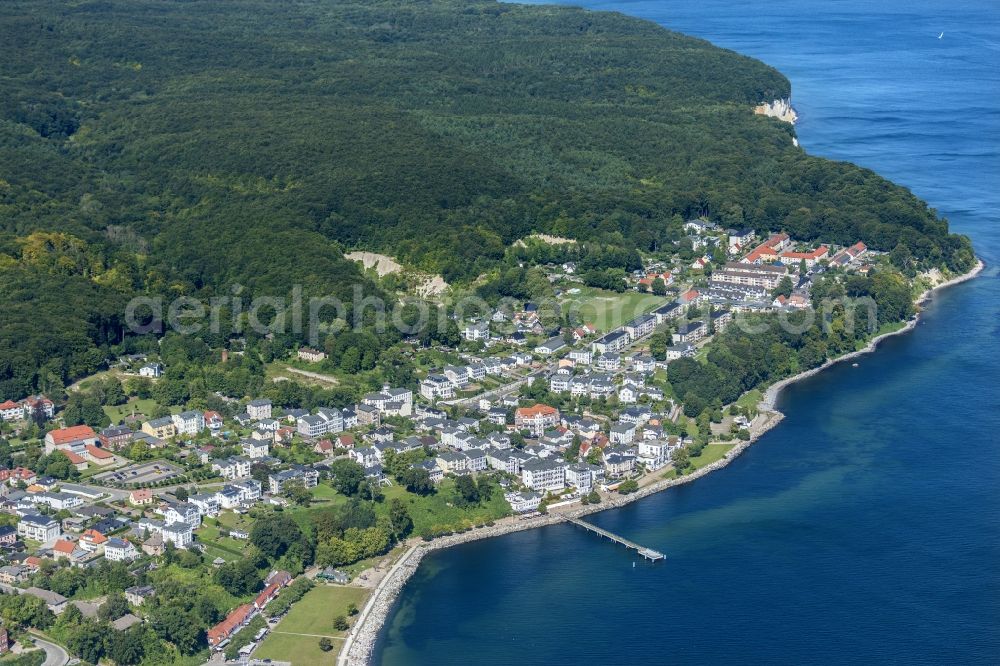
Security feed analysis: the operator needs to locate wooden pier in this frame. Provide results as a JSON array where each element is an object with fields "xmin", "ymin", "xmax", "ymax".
[{"xmin": 562, "ymin": 515, "xmax": 665, "ymax": 562}]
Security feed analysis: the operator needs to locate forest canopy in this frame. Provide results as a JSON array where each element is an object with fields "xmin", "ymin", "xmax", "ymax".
[{"xmin": 0, "ymin": 0, "xmax": 974, "ymax": 396}]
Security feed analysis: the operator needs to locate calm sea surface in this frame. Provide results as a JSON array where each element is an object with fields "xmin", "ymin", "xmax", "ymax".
[{"xmin": 376, "ymin": 1, "xmax": 1000, "ymax": 663}]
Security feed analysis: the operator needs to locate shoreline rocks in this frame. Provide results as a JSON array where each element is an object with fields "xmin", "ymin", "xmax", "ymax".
[{"xmin": 340, "ymin": 258, "xmax": 984, "ymax": 666}]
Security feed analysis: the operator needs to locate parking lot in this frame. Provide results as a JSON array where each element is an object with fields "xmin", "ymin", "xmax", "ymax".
[{"xmin": 92, "ymin": 460, "xmax": 185, "ymax": 486}]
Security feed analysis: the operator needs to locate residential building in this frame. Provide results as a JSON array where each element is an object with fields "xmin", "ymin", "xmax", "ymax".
[
  {"xmin": 420, "ymin": 375, "xmax": 455, "ymax": 401},
  {"xmin": 591, "ymin": 330, "xmax": 629, "ymax": 354},
  {"xmin": 712, "ymin": 262, "xmax": 788, "ymax": 290},
  {"xmin": 104, "ymin": 537, "xmax": 139, "ymax": 562},
  {"xmin": 267, "ymin": 467, "xmax": 319, "ymax": 494},
  {"xmin": 624, "ymin": 314, "xmax": 656, "ymax": 340},
  {"xmin": 142, "ymin": 417, "xmax": 176, "ymax": 440},
  {"xmin": 99, "ymin": 425, "xmax": 133, "ymax": 450},
  {"xmin": 161, "ymin": 521, "xmax": 193, "ymax": 548},
  {"xmin": 138, "ymin": 363, "xmax": 163, "ymax": 378},
  {"xmin": 247, "ymin": 399, "xmax": 272, "ymax": 421},
  {"xmin": 125, "ymin": 585, "xmax": 156, "ymax": 606},
  {"xmin": 534, "ymin": 337, "xmax": 566, "ymax": 356},
  {"xmin": 171, "ymin": 410, "xmax": 205, "ymax": 436},
  {"xmin": 128, "ymin": 489, "xmax": 154, "ymax": 506},
  {"xmin": 462, "ymin": 321, "xmax": 490, "ymax": 342},
  {"xmin": 514, "ymin": 404, "xmax": 560, "ymax": 436},
  {"xmin": 505, "ymin": 491, "xmax": 543, "ymax": 513},
  {"xmin": 672, "ymin": 321, "xmax": 707, "ymax": 344},
  {"xmin": 241, "ymin": 439, "xmax": 269, "ymax": 459},
  {"xmin": 297, "ymin": 347, "xmax": 326, "ymax": 363},
  {"xmin": 212, "ymin": 457, "xmax": 251, "ymax": 480},
  {"xmin": 521, "ymin": 458, "xmax": 566, "ymax": 492},
  {"xmin": 18, "ymin": 514, "xmax": 60, "ymax": 542}
]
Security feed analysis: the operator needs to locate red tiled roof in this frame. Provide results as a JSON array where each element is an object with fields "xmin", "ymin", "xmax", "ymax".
[
  {"xmin": 53, "ymin": 540, "xmax": 76, "ymax": 554},
  {"xmin": 515, "ymin": 404, "xmax": 558, "ymax": 418},
  {"xmin": 47, "ymin": 425, "xmax": 97, "ymax": 445},
  {"xmin": 61, "ymin": 450, "xmax": 87, "ymax": 465},
  {"xmin": 254, "ymin": 582, "xmax": 280, "ymax": 609},
  {"xmin": 0, "ymin": 400, "xmax": 20, "ymax": 411},
  {"xmin": 85, "ymin": 444, "xmax": 113, "ymax": 460},
  {"xmin": 208, "ymin": 603, "xmax": 255, "ymax": 645},
  {"xmin": 764, "ymin": 233, "xmax": 789, "ymax": 247},
  {"xmin": 82, "ymin": 529, "xmax": 107, "ymax": 544},
  {"xmin": 745, "ymin": 245, "xmax": 779, "ymax": 262},
  {"xmin": 780, "ymin": 246, "xmax": 828, "ymax": 261}
]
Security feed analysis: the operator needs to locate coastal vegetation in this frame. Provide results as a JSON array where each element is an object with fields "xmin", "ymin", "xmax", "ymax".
[{"xmin": 0, "ymin": 0, "xmax": 974, "ymax": 398}]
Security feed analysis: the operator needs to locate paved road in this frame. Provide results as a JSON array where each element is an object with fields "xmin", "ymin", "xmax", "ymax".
[{"xmin": 31, "ymin": 635, "xmax": 69, "ymax": 666}]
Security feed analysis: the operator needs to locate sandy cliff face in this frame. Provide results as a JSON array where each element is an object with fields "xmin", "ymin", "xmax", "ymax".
[{"xmin": 755, "ymin": 98, "xmax": 798, "ymax": 124}]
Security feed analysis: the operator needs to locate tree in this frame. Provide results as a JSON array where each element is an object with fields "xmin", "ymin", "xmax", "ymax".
[
  {"xmin": 284, "ymin": 481, "xmax": 312, "ymax": 506},
  {"xmin": 771, "ymin": 275, "xmax": 794, "ymax": 299},
  {"xmin": 214, "ymin": 558, "xmax": 261, "ymax": 596},
  {"xmin": 453, "ymin": 475, "xmax": 479, "ymax": 507},
  {"xmin": 105, "ymin": 626, "xmax": 145, "ymax": 665},
  {"xmin": 563, "ymin": 435, "xmax": 582, "ymax": 461},
  {"xmin": 617, "ymin": 479, "xmax": 639, "ymax": 495},
  {"xmin": 98, "ymin": 593, "xmax": 130, "ymax": 622},
  {"xmin": 333, "ymin": 615, "xmax": 349, "ymax": 631},
  {"xmin": 250, "ymin": 514, "xmax": 309, "ymax": 561},
  {"xmin": 347, "ymin": 602, "xmax": 359, "ymax": 616},
  {"xmin": 651, "ymin": 277, "xmax": 667, "ymax": 295},
  {"xmin": 329, "ymin": 459, "xmax": 365, "ymax": 497},
  {"xmin": 319, "ymin": 637, "xmax": 334, "ymax": 652},
  {"xmin": 387, "ymin": 498, "xmax": 413, "ymax": 541},
  {"xmin": 66, "ymin": 619, "xmax": 106, "ymax": 664},
  {"xmin": 174, "ymin": 486, "xmax": 189, "ymax": 502},
  {"xmin": 398, "ymin": 467, "xmax": 434, "ymax": 495},
  {"xmin": 584, "ymin": 490, "xmax": 601, "ymax": 504},
  {"xmin": 149, "ymin": 605, "xmax": 204, "ymax": 655},
  {"xmin": 672, "ymin": 448, "xmax": 691, "ymax": 474}
]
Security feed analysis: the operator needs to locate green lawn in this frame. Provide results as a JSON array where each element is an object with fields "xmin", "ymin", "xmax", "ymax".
[
  {"xmin": 560, "ymin": 287, "xmax": 664, "ymax": 331},
  {"xmin": 735, "ymin": 389, "xmax": 763, "ymax": 412},
  {"xmin": 103, "ymin": 397, "xmax": 158, "ymax": 422},
  {"xmin": 663, "ymin": 443, "xmax": 734, "ymax": 479},
  {"xmin": 254, "ymin": 631, "xmax": 340, "ymax": 665},
  {"xmin": 255, "ymin": 585, "xmax": 369, "ymax": 663},
  {"xmin": 378, "ymin": 479, "xmax": 510, "ymax": 536}
]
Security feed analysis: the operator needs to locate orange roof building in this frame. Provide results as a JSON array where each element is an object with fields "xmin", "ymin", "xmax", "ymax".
[
  {"xmin": 44, "ymin": 425, "xmax": 98, "ymax": 457},
  {"xmin": 514, "ymin": 404, "xmax": 560, "ymax": 436},
  {"xmin": 208, "ymin": 603, "xmax": 256, "ymax": 646}
]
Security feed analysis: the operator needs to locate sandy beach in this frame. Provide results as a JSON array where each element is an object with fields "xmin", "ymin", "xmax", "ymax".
[{"xmin": 338, "ymin": 258, "xmax": 985, "ymax": 666}]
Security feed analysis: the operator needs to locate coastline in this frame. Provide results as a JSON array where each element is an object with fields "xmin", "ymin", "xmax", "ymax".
[{"xmin": 339, "ymin": 258, "xmax": 984, "ymax": 666}]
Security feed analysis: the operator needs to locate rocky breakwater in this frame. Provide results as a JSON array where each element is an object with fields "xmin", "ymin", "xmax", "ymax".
[{"xmin": 339, "ymin": 258, "xmax": 985, "ymax": 666}]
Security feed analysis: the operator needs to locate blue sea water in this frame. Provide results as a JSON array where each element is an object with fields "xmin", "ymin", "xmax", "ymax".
[{"xmin": 375, "ymin": 1, "xmax": 1000, "ymax": 663}]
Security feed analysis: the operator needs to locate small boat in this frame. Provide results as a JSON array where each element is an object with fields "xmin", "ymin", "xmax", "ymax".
[
  {"xmin": 852, "ymin": 363, "xmax": 859, "ymax": 367},
  {"xmin": 938, "ymin": 32, "xmax": 944, "ymax": 39}
]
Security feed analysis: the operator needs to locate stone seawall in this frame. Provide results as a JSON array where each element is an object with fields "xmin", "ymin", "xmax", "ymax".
[{"xmin": 340, "ymin": 258, "xmax": 984, "ymax": 666}]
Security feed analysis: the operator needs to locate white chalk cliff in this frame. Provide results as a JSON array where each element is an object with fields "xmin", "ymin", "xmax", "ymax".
[{"xmin": 754, "ymin": 98, "xmax": 798, "ymax": 124}]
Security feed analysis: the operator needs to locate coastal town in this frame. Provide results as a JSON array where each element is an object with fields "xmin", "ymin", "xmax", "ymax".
[{"xmin": 0, "ymin": 221, "xmax": 903, "ymax": 666}]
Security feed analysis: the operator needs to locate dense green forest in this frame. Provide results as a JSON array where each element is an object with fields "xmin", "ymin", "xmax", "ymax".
[{"xmin": 0, "ymin": 0, "xmax": 974, "ymax": 397}]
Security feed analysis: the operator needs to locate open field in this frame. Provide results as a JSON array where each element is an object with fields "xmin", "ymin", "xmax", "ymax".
[
  {"xmin": 103, "ymin": 397, "xmax": 158, "ymax": 423},
  {"xmin": 560, "ymin": 287, "xmax": 664, "ymax": 331},
  {"xmin": 255, "ymin": 585, "xmax": 368, "ymax": 664},
  {"xmin": 663, "ymin": 443, "xmax": 735, "ymax": 479},
  {"xmin": 379, "ymin": 479, "xmax": 511, "ymax": 536},
  {"xmin": 254, "ymin": 630, "xmax": 340, "ymax": 665}
]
